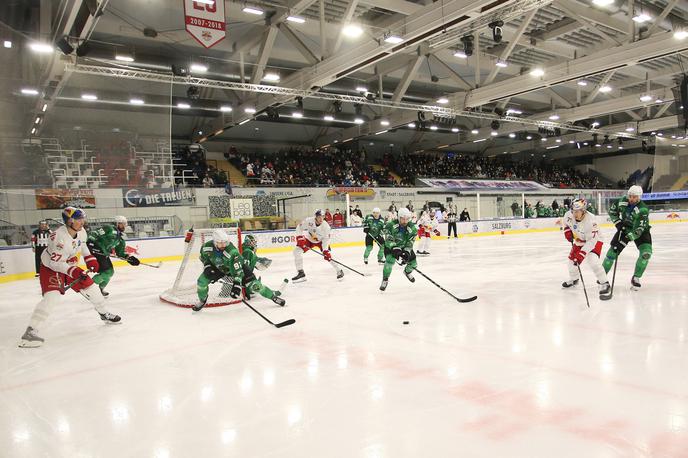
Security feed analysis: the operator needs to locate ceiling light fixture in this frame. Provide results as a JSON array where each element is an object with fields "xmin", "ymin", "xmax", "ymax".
[
  {"xmin": 471, "ymin": 129, "xmax": 479, "ymax": 134},
  {"xmin": 3, "ymin": 40, "xmax": 11, "ymax": 48},
  {"xmin": 490, "ymin": 131, "xmax": 499, "ymax": 136},
  {"xmin": 495, "ymin": 59, "xmax": 508, "ymax": 68},
  {"xmin": 286, "ymin": 15, "xmax": 306, "ymax": 24},
  {"xmin": 549, "ymin": 114, "xmax": 560, "ymax": 120},
  {"xmin": 592, "ymin": 0, "xmax": 614, "ymax": 6},
  {"xmin": 384, "ymin": 34, "xmax": 404, "ymax": 44},
  {"xmin": 244, "ymin": 107, "xmax": 256, "ymax": 114},
  {"xmin": 408, "ymin": 122, "xmax": 416, "ymax": 128},
  {"xmin": 436, "ymin": 97, "xmax": 449, "ymax": 104},
  {"xmin": 177, "ymin": 102, "xmax": 191, "ymax": 109},
  {"xmin": 459, "ymin": 35, "xmax": 474, "ymax": 57},
  {"xmin": 599, "ymin": 85, "xmax": 612, "ymax": 93},
  {"xmin": 430, "ymin": 125, "xmax": 438, "ymax": 131},
  {"xmin": 577, "ymin": 80, "xmax": 588, "ymax": 86},
  {"xmin": 220, "ymin": 105, "xmax": 232, "ymax": 112},
  {"xmin": 453, "ymin": 50, "xmax": 468, "ymax": 59},
  {"xmin": 675, "ymin": 30, "xmax": 688, "ymax": 40},
  {"xmin": 115, "ymin": 54, "xmax": 134, "ymax": 62},
  {"xmin": 242, "ymin": 6, "xmax": 264, "ymax": 15},
  {"xmin": 343, "ymin": 24, "xmax": 364, "ymax": 38},
  {"xmin": 356, "ymin": 86, "xmax": 368, "ymax": 93},
  {"xmin": 451, "ymin": 127, "xmax": 459, "ymax": 133},
  {"xmin": 508, "ymin": 133, "xmax": 516, "ymax": 138},
  {"xmin": 292, "ymin": 112, "xmax": 303, "ymax": 118},
  {"xmin": 324, "ymin": 115, "xmax": 334, "ymax": 121},
  {"xmin": 29, "ymin": 42, "xmax": 53, "ymax": 53},
  {"xmin": 21, "ymin": 88, "xmax": 39, "ymax": 95},
  {"xmin": 263, "ymin": 72, "xmax": 280, "ymax": 82},
  {"xmin": 530, "ymin": 68, "xmax": 545, "ymax": 77},
  {"xmin": 632, "ymin": 13, "xmax": 651, "ymax": 23},
  {"xmin": 354, "ymin": 117, "xmax": 364, "ymax": 124},
  {"xmin": 81, "ymin": 93, "xmax": 98, "ymax": 101},
  {"xmin": 190, "ymin": 63, "xmax": 208, "ymax": 73},
  {"xmin": 639, "ymin": 94, "xmax": 652, "ymax": 102},
  {"xmin": 129, "ymin": 98, "xmax": 144, "ymax": 105},
  {"xmin": 380, "ymin": 120, "xmax": 390, "ymax": 126}
]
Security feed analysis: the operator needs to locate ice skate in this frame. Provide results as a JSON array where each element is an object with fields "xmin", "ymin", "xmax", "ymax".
[
  {"xmin": 562, "ymin": 279, "xmax": 579, "ymax": 288},
  {"xmin": 404, "ymin": 270, "xmax": 415, "ymax": 283},
  {"xmin": 380, "ymin": 279, "xmax": 388, "ymax": 291},
  {"xmin": 99, "ymin": 312, "xmax": 122, "ymax": 324},
  {"xmin": 18, "ymin": 326, "xmax": 44, "ymax": 348},
  {"xmin": 99, "ymin": 284, "xmax": 109, "ymax": 297},
  {"xmin": 272, "ymin": 296, "xmax": 286, "ymax": 306},
  {"xmin": 336, "ymin": 268, "xmax": 344, "ymax": 280},
  {"xmin": 192, "ymin": 297, "xmax": 207, "ymax": 312},
  {"xmin": 292, "ymin": 270, "xmax": 306, "ymax": 282},
  {"xmin": 599, "ymin": 282, "xmax": 612, "ymax": 300},
  {"xmin": 631, "ymin": 276, "xmax": 641, "ymax": 290}
]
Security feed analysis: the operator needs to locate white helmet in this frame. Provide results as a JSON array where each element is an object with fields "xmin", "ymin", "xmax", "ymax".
[
  {"xmin": 372, "ymin": 207, "xmax": 381, "ymax": 214},
  {"xmin": 627, "ymin": 185, "xmax": 643, "ymax": 197},
  {"xmin": 571, "ymin": 198, "xmax": 587, "ymax": 211},
  {"xmin": 212, "ymin": 229, "xmax": 230, "ymax": 246},
  {"xmin": 398, "ymin": 207, "xmax": 412, "ymax": 219},
  {"xmin": 115, "ymin": 215, "xmax": 128, "ymax": 226}
]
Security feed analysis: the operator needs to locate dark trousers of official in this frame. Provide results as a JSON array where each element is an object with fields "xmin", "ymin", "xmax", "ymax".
[
  {"xmin": 34, "ymin": 246, "xmax": 46, "ymax": 274},
  {"xmin": 448, "ymin": 222, "xmax": 458, "ymax": 238}
]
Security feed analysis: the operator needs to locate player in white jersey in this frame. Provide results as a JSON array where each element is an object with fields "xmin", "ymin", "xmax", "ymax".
[
  {"xmin": 292, "ymin": 209, "xmax": 344, "ymax": 282},
  {"xmin": 562, "ymin": 199, "xmax": 612, "ymax": 300},
  {"xmin": 19, "ymin": 207, "xmax": 122, "ymax": 347},
  {"xmin": 416, "ymin": 211, "xmax": 439, "ymax": 255}
]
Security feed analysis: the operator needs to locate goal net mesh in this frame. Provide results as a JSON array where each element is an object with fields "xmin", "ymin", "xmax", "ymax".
[{"xmin": 159, "ymin": 227, "xmax": 242, "ymax": 308}]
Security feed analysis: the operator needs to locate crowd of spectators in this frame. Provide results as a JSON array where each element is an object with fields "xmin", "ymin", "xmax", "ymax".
[
  {"xmin": 173, "ymin": 143, "xmax": 228, "ymax": 188},
  {"xmin": 386, "ymin": 153, "xmax": 602, "ymax": 188},
  {"xmin": 226, "ymin": 147, "xmax": 397, "ymax": 187}
]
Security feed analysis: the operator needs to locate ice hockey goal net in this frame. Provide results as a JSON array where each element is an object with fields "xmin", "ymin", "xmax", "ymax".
[{"xmin": 159, "ymin": 226, "xmax": 242, "ymax": 308}]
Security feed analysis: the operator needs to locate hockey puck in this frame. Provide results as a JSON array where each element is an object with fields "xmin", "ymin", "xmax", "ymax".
[{"xmin": 403, "ymin": 321, "xmax": 410, "ymax": 325}]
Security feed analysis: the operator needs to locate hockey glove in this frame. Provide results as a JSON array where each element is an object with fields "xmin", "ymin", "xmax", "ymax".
[
  {"xmin": 614, "ymin": 221, "xmax": 624, "ymax": 233},
  {"xmin": 125, "ymin": 255, "xmax": 140, "ymax": 266},
  {"xmin": 563, "ymin": 227, "xmax": 573, "ymax": 243},
  {"xmin": 433, "ymin": 229, "xmax": 441, "ymax": 236},
  {"xmin": 67, "ymin": 265, "xmax": 88, "ymax": 281},
  {"xmin": 572, "ymin": 249, "xmax": 587, "ymax": 265},
  {"xmin": 399, "ymin": 250, "xmax": 412, "ymax": 265},
  {"xmin": 255, "ymin": 257, "xmax": 272, "ymax": 271},
  {"xmin": 323, "ymin": 250, "xmax": 332, "ymax": 261},
  {"xmin": 229, "ymin": 282, "xmax": 242, "ymax": 299},
  {"xmin": 203, "ymin": 264, "xmax": 224, "ymax": 282},
  {"xmin": 624, "ymin": 230, "xmax": 637, "ymax": 242},
  {"xmin": 363, "ymin": 227, "xmax": 370, "ymax": 233},
  {"xmin": 296, "ymin": 235, "xmax": 306, "ymax": 244},
  {"xmin": 391, "ymin": 247, "xmax": 402, "ymax": 260},
  {"xmin": 85, "ymin": 255, "xmax": 99, "ymax": 272}
]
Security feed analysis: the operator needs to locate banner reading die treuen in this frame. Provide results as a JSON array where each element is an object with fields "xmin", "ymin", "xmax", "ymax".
[{"xmin": 183, "ymin": 0, "xmax": 226, "ymax": 49}]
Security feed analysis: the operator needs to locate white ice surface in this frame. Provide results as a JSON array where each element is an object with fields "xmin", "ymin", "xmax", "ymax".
[{"xmin": 1, "ymin": 224, "xmax": 687, "ymax": 457}]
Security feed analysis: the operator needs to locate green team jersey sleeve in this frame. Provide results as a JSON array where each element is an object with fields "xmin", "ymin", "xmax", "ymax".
[
  {"xmin": 199, "ymin": 241, "xmax": 244, "ymax": 283},
  {"xmin": 363, "ymin": 215, "xmax": 385, "ymax": 237},
  {"xmin": 88, "ymin": 225, "xmax": 127, "ymax": 257},
  {"xmin": 626, "ymin": 202, "xmax": 651, "ymax": 240},
  {"xmin": 383, "ymin": 220, "xmax": 416, "ymax": 251},
  {"xmin": 608, "ymin": 198, "xmax": 623, "ymax": 225}
]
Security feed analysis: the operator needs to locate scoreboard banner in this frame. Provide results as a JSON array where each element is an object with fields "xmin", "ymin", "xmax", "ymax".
[{"xmin": 184, "ymin": 0, "xmax": 226, "ymax": 49}]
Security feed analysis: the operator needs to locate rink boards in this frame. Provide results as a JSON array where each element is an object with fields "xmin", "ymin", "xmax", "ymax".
[{"xmin": 1, "ymin": 211, "xmax": 685, "ymax": 283}]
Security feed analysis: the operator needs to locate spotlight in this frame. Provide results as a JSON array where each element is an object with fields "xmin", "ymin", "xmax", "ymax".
[
  {"xmin": 490, "ymin": 120, "xmax": 500, "ymax": 130},
  {"xmin": 172, "ymin": 65, "xmax": 189, "ymax": 77},
  {"xmin": 75, "ymin": 41, "xmax": 92, "ymax": 57},
  {"xmin": 333, "ymin": 101, "xmax": 343, "ymax": 113},
  {"xmin": 56, "ymin": 37, "xmax": 74, "ymax": 55},
  {"xmin": 489, "ymin": 21, "xmax": 504, "ymax": 43},
  {"xmin": 187, "ymin": 86, "xmax": 201, "ymax": 100},
  {"xmin": 266, "ymin": 106, "xmax": 280, "ymax": 120},
  {"xmin": 460, "ymin": 35, "xmax": 474, "ymax": 57}
]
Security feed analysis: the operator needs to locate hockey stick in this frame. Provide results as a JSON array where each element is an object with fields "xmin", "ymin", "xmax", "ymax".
[
  {"xmin": 575, "ymin": 262, "xmax": 591, "ymax": 308},
  {"xmin": 408, "ymin": 264, "xmax": 477, "ymax": 303},
  {"xmin": 113, "ymin": 255, "xmax": 161, "ymax": 268},
  {"xmin": 609, "ymin": 257, "xmax": 618, "ymax": 297},
  {"xmin": 307, "ymin": 247, "xmax": 369, "ymax": 277},
  {"xmin": 241, "ymin": 299, "xmax": 295, "ymax": 328},
  {"xmin": 60, "ymin": 274, "xmax": 87, "ymax": 294}
]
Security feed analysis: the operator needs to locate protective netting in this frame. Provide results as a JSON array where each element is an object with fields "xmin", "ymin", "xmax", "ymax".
[{"xmin": 159, "ymin": 227, "xmax": 242, "ymax": 308}]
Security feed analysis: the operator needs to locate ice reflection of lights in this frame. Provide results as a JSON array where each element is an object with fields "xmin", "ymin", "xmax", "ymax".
[
  {"xmin": 57, "ymin": 418, "xmax": 70, "ymax": 434},
  {"xmin": 670, "ymin": 412, "xmax": 687, "ymax": 432},
  {"xmin": 477, "ymin": 325, "xmax": 485, "ymax": 336},
  {"xmin": 222, "ymin": 429, "xmax": 237, "ymax": 444},
  {"xmin": 447, "ymin": 366, "xmax": 459, "ymax": 379},
  {"xmin": 626, "ymin": 309, "xmax": 635, "ymax": 324},
  {"xmin": 365, "ymin": 443, "xmax": 384, "ymax": 458},
  {"xmin": 13, "ymin": 429, "xmax": 29, "ymax": 442},
  {"xmin": 263, "ymin": 368, "xmax": 275, "ymax": 386},
  {"xmin": 239, "ymin": 374, "xmax": 253, "ymax": 395},
  {"xmin": 111, "ymin": 405, "xmax": 129, "ymax": 424},
  {"xmin": 158, "ymin": 395, "xmax": 173, "ymax": 413},
  {"xmin": 201, "ymin": 385, "xmax": 214, "ymax": 401},
  {"xmin": 308, "ymin": 355, "xmax": 319, "ymax": 377},
  {"xmin": 600, "ymin": 356, "xmax": 614, "ymax": 374},
  {"xmin": 154, "ymin": 447, "xmax": 170, "ymax": 458},
  {"xmin": 288, "ymin": 406, "xmax": 302, "ymax": 426},
  {"xmin": 496, "ymin": 316, "xmax": 503, "ymax": 333},
  {"xmin": 371, "ymin": 384, "xmax": 384, "ymax": 401},
  {"xmin": 511, "ymin": 343, "xmax": 522, "ymax": 353},
  {"xmin": 337, "ymin": 353, "xmax": 348, "ymax": 369}
]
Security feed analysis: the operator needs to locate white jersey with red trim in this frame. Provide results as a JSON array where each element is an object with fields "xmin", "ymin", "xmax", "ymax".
[
  {"xmin": 419, "ymin": 215, "xmax": 438, "ymax": 232},
  {"xmin": 563, "ymin": 210, "xmax": 603, "ymax": 253},
  {"xmin": 295, "ymin": 217, "xmax": 332, "ymax": 248},
  {"xmin": 40, "ymin": 225, "xmax": 91, "ymax": 274}
]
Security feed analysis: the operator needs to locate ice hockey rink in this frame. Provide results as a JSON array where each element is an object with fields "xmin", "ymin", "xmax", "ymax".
[{"xmin": 1, "ymin": 223, "xmax": 687, "ymax": 458}]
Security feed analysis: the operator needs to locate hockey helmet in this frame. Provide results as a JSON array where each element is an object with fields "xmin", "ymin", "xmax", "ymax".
[
  {"xmin": 627, "ymin": 185, "xmax": 643, "ymax": 197},
  {"xmin": 398, "ymin": 207, "xmax": 412, "ymax": 220},
  {"xmin": 62, "ymin": 206, "xmax": 86, "ymax": 224},
  {"xmin": 212, "ymin": 229, "xmax": 230, "ymax": 247},
  {"xmin": 244, "ymin": 234, "xmax": 258, "ymax": 250},
  {"xmin": 571, "ymin": 199, "xmax": 587, "ymax": 212}
]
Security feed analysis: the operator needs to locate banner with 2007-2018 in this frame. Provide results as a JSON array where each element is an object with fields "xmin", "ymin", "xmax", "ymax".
[
  {"xmin": 183, "ymin": 0, "xmax": 226, "ymax": 49},
  {"xmin": 35, "ymin": 189, "xmax": 97, "ymax": 209},
  {"xmin": 123, "ymin": 188, "xmax": 196, "ymax": 208}
]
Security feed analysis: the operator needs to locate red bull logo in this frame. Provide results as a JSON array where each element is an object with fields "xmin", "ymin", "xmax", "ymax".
[{"xmin": 666, "ymin": 213, "xmax": 680, "ymax": 219}]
